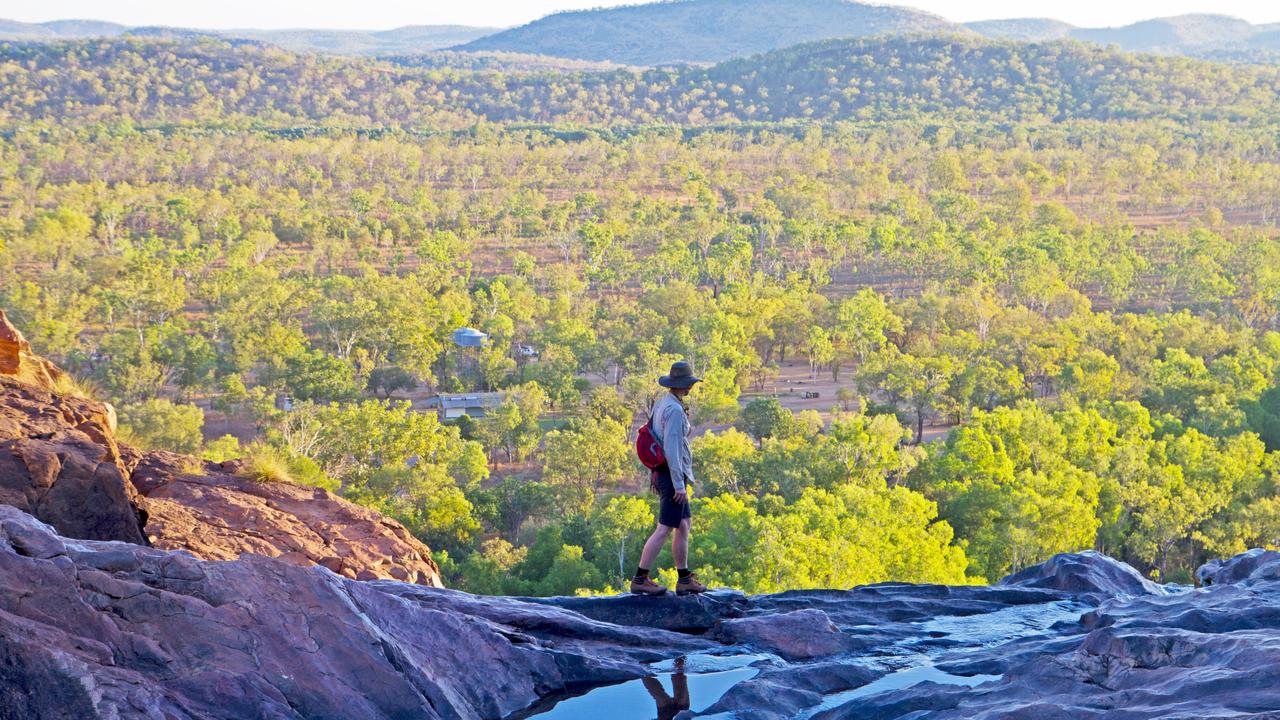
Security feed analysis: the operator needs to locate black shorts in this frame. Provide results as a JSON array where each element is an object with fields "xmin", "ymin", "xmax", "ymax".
[{"xmin": 654, "ymin": 466, "xmax": 692, "ymax": 529}]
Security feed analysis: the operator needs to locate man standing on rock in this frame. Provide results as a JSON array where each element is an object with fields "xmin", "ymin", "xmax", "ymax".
[{"xmin": 631, "ymin": 360, "xmax": 708, "ymax": 597}]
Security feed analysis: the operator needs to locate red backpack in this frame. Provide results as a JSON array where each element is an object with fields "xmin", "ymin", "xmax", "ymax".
[{"xmin": 636, "ymin": 417, "xmax": 666, "ymax": 470}]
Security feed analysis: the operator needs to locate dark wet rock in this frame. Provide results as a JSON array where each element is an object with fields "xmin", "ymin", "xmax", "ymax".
[
  {"xmin": 813, "ymin": 551, "xmax": 1280, "ymax": 720},
  {"xmin": 523, "ymin": 589, "xmax": 747, "ymax": 633},
  {"xmin": 702, "ymin": 662, "xmax": 884, "ymax": 720},
  {"xmin": 812, "ymin": 681, "xmax": 967, "ymax": 720},
  {"xmin": 1197, "ymin": 548, "xmax": 1280, "ymax": 586},
  {"xmin": 1000, "ymin": 550, "xmax": 1164, "ymax": 598},
  {"xmin": 374, "ymin": 583, "xmax": 717, "ymax": 662},
  {"xmin": 750, "ymin": 583, "xmax": 1071, "ymax": 627},
  {"xmin": 932, "ymin": 632, "xmax": 1086, "ymax": 677},
  {"xmin": 715, "ymin": 609, "xmax": 869, "ymax": 660}
]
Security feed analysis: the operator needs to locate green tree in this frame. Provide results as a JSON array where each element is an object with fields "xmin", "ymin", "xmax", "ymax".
[
  {"xmin": 739, "ymin": 397, "xmax": 797, "ymax": 443},
  {"xmin": 537, "ymin": 544, "xmax": 606, "ymax": 596},
  {"xmin": 476, "ymin": 382, "xmax": 547, "ymax": 463},
  {"xmin": 590, "ymin": 496, "xmax": 655, "ymax": 585},
  {"xmin": 692, "ymin": 429, "xmax": 758, "ymax": 495},
  {"xmin": 455, "ymin": 538, "xmax": 527, "ymax": 595},
  {"xmin": 913, "ymin": 404, "xmax": 1102, "ymax": 579},
  {"xmin": 278, "ymin": 348, "xmax": 359, "ymax": 403},
  {"xmin": 366, "ymin": 366, "xmax": 417, "ymax": 398},
  {"xmin": 119, "ymin": 398, "xmax": 206, "ymax": 454},
  {"xmin": 835, "ymin": 288, "xmax": 901, "ymax": 368},
  {"xmin": 542, "ymin": 418, "xmax": 633, "ymax": 511}
]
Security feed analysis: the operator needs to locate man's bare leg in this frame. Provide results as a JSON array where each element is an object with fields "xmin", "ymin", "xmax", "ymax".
[
  {"xmin": 639, "ymin": 523, "xmax": 673, "ymax": 570},
  {"xmin": 672, "ymin": 519, "xmax": 690, "ymax": 570},
  {"xmin": 673, "ymin": 519, "xmax": 706, "ymax": 594}
]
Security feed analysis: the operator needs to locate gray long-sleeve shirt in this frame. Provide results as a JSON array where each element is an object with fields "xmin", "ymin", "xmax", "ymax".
[{"xmin": 652, "ymin": 393, "xmax": 694, "ymax": 492}]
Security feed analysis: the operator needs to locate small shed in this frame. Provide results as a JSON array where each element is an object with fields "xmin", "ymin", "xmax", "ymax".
[
  {"xmin": 427, "ymin": 392, "xmax": 503, "ymax": 420},
  {"xmin": 452, "ymin": 328, "xmax": 488, "ymax": 348}
]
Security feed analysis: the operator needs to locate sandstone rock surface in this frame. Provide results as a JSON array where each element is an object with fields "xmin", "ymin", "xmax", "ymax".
[
  {"xmin": 521, "ymin": 588, "xmax": 747, "ymax": 632},
  {"xmin": 0, "ymin": 375, "xmax": 147, "ymax": 545},
  {"xmin": 0, "ymin": 309, "xmax": 72, "ymax": 391},
  {"xmin": 131, "ymin": 450, "xmax": 443, "ymax": 586},
  {"xmin": 1000, "ymin": 548, "xmax": 1165, "ymax": 597}
]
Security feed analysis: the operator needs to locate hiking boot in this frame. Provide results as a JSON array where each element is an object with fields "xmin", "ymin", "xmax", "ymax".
[
  {"xmin": 630, "ymin": 576, "xmax": 668, "ymax": 596},
  {"xmin": 675, "ymin": 573, "xmax": 707, "ymax": 596}
]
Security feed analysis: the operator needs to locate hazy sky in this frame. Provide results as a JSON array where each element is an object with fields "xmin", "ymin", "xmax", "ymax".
[{"xmin": 8, "ymin": 0, "xmax": 1280, "ymax": 30}]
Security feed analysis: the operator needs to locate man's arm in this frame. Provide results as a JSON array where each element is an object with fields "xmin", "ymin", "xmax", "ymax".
[{"xmin": 661, "ymin": 404, "xmax": 688, "ymax": 493}]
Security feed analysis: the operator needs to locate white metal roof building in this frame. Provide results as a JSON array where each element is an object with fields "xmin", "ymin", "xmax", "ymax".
[{"xmin": 426, "ymin": 392, "xmax": 503, "ymax": 419}]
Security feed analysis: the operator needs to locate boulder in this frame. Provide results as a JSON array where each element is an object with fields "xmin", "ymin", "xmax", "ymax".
[
  {"xmin": 1000, "ymin": 550, "xmax": 1164, "ymax": 598},
  {"xmin": 0, "ymin": 309, "xmax": 71, "ymax": 392},
  {"xmin": 0, "ymin": 376, "xmax": 147, "ymax": 544},
  {"xmin": 1196, "ymin": 548, "xmax": 1280, "ymax": 586},
  {"xmin": 0, "ymin": 318, "xmax": 444, "ymax": 587},
  {"xmin": 715, "ymin": 608, "xmax": 868, "ymax": 660},
  {"xmin": 701, "ymin": 662, "xmax": 884, "ymax": 720}
]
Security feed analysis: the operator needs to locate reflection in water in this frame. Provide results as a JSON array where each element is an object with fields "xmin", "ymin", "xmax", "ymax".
[
  {"xmin": 641, "ymin": 658, "xmax": 689, "ymax": 720},
  {"xmin": 521, "ymin": 654, "xmax": 761, "ymax": 719}
]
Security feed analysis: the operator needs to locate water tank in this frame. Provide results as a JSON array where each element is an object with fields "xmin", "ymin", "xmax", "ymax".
[{"xmin": 452, "ymin": 327, "xmax": 488, "ymax": 348}]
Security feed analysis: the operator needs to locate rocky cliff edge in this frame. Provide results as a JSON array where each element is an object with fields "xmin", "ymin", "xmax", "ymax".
[{"xmin": 0, "ymin": 309, "xmax": 442, "ymax": 587}]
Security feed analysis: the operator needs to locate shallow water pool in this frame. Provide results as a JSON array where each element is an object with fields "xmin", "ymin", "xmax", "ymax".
[{"xmin": 515, "ymin": 653, "xmax": 774, "ymax": 720}]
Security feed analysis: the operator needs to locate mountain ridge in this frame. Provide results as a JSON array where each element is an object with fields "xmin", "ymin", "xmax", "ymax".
[
  {"xmin": 7, "ymin": 3, "xmax": 1280, "ymax": 65},
  {"xmin": 967, "ymin": 12, "xmax": 1278, "ymax": 52},
  {"xmin": 0, "ymin": 17, "xmax": 498, "ymax": 55},
  {"xmin": 456, "ymin": 0, "xmax": 959, "ymax": 65}
]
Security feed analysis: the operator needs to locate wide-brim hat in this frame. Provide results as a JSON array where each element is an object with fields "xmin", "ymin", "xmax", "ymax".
[{"xmin": 658, "ymin": 360, "xmax": 701, "ymax": 389}]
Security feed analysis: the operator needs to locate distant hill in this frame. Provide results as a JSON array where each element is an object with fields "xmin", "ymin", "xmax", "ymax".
[
  {"xmin": 456, "ymin": 0, "xmax": 962, "ymax": 65},
  {"xmin": 969, "ymin": 14, "xmax": 1280, "ymax": 60},
  {"xmin": 964, "ymin": 18, "xmax": 1074, "ymax": 42},
  {"xmin": 1071, "ymin": 14, "xmax": 1255, "ymax": 53},
  {"xmin": 0, "ymin": 18, "xmax": 127, "ymax": 38},
  {"xmin": 0, "ymin": 18, "xmax": 496, "ymax": 55},
  {"xmin": 384, "ymin": 50, "xmax": 633, "ymax": 73},
  {"xmin": 9, "ymin": 5, "xmax": 1280, "ymax": 66},
  {"xmin": 459, "ymin": 1, "xmax": 1280, "ymax": 66},
  {"xmin": 224, "ymin": 26, "xmax": 499, "ymax": 55}
]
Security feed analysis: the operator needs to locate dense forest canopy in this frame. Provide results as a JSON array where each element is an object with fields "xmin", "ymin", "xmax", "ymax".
[
  {"xmin": 4, "ymin": 35, "xmax": 1280, "ymax": 594},
  {"xmin": 4, "ymin": 36, "xmax": 1280, "ymax": 128}
]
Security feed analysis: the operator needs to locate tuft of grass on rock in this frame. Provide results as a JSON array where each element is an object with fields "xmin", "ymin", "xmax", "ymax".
[
  {"xmin": 48, "ymin": 372, "xmax": 99, "ymax": 400},
  {"xmin": 178, "ymin": 457, "xmax": 207, "ymax": 476},
  {"xmin": 237, "ymin": 445, "xmax": 296, "ymax": 485}
]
